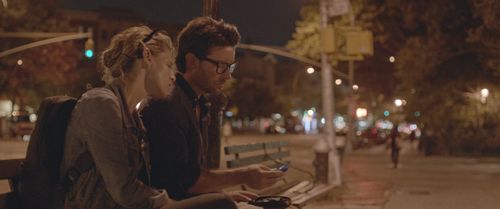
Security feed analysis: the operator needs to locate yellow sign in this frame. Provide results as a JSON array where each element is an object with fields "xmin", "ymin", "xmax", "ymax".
[
  {"xmin": 346, "ymin": 31, "xmax": 373, "ymax": 56},
  {"xmin": 321, "ymin": 26, "xmax": 335, "ymax": 53}
]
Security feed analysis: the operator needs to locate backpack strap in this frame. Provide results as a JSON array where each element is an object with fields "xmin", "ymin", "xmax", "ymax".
[{"xmin": 60, "ymin": 92, "xmax": 95, "ymax": 186}]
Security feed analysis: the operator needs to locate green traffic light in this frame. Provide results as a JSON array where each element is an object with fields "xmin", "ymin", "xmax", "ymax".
[{"xmin": 85, "ymin": 49, "xmax": 94, "ymax": 58}]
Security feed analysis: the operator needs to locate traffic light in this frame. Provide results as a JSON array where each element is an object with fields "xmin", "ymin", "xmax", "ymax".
[{"xmin": 84, "ymin": 38, "xmax": 94, "ymax": 58}]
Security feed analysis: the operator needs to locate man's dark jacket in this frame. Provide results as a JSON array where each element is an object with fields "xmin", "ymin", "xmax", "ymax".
[{"xmin": 140, "ymin": 74, "xmax": 214, "ymax": 200}]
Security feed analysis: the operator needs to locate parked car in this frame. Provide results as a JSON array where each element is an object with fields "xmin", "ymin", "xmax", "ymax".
[
  {"xmin": 265, "ymin": 124, "xmax": 286, "ymax": 134},
  {"xmin": 9, "ymin": 110, "xmax": 35, "ymax": 138},
  {"xmin": 361, "ymin": 127, "xmax": 390, "ymax": 145}
]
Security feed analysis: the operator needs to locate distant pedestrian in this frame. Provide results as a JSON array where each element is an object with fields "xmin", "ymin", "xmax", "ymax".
[
  {"xmin": 390, "ymin": 125, "xmax": 401, "ymax": 168},
  {"xmin": 409, "ymin": 130, "xmax": 417, "ymax": 149}
]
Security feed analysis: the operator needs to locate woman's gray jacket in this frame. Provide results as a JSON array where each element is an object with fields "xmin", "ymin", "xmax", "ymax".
[{"xmin": 60, "ymin": 82, "xmax": 169, "ymax": 209}]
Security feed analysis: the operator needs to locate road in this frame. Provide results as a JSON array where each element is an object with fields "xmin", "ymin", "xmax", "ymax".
[{"xmin": 2, "ymin": 134, "xmax": 500, "ymax": 209}]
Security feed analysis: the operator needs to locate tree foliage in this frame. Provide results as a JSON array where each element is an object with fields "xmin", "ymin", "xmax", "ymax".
[
  {"xmin": 286, "ymin": 0, "xmax": 378, "ymax": 62},
  {"xmin": 374, "ymin": 0, "xmax": 500, "ymax": 155},
  {"xmin": 286, "ymin": 0, "xmax": 396, "ymax": 119},
  {"xmin": 288, "ymin": 0, "xmax": 500, "ymax": 154},
  {"xmin": 0, "ymin": 0, "xmax": 83, "ymax": 108}
]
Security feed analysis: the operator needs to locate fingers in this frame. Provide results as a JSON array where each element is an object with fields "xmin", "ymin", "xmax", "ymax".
[
  {"xmin": 239, "ymin": 191, "xmax": 258, "ymax": 200},
  {"xmin": 258, "ymin": 164, "xmax": 272, "ymax": 171},
  {"xmin": 227, "ymin": 191, "xmax": 258, "ymax": 202},
  {"xmin": 263, "ymin": 170, "xmax": 286, "ymax": 177}
]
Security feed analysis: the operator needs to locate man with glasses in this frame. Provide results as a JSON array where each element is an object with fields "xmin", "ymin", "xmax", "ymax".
[{"xmin": 140, "ymin": 17, "xmax": 285, "ymax": 203}]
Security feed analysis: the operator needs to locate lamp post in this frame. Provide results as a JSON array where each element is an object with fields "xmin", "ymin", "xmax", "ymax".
[
  {"xmin": 315, "ymin": 0, "xmax": 340, "ymax": 186},
  {"xmin": 292, "ymin": 67, "xmax": 315, "ymax": 96},
  {"xmin": 475, "ymin": 88, "xmax": 489, "ymax": 128},
  {"xmin": 203, "ymin": 0, "xmax": 220, "ymax": 19}
]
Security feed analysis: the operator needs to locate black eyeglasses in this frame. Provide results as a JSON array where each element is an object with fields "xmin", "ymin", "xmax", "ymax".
[{"xmin": 201, "ymin": 57, "xmax": 237, "ymax": 74}]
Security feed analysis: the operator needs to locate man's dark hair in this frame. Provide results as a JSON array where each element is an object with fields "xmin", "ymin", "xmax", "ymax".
[{"xmin": 176, "ymin": 16, "xmax": 241, "ymax": 73}]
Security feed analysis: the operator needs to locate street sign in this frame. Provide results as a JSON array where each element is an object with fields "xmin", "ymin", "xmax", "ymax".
[
  {"xmin": 334, "ymin": 54, "xmax": 364, "ymax": 61},
  {"xmin": 327, "ymin": 0, "xmax": 351, "ymax": 17},
  {"xmin": 346, "ymin": 31, "xmax": 374, "ymax": 56},
  {"xmin": 321, "ymin": 26, "xmax": 335, "ymax": 53}
]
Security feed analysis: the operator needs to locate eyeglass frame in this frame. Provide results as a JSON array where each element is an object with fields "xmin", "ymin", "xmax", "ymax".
[{"xmin": 200, "ymin": 56, "xmax": 237, "ymax": 74}]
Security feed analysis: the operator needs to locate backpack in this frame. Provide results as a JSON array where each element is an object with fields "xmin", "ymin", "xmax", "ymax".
[{"xmin": 16, "ymin": 95, "xmax": 93, "ymax": 209}]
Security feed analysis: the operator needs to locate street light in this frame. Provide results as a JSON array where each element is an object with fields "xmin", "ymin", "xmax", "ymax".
[
  {"xmin": 335, "ymin": 79, "xmax": 342, "ymax": 85},
  {"xmin": 306, "ymin": 67, "xmax": 315, "ymax": 74},
  {"xmin": 17, "ymin": 59, "xmax": 23, "ymax": 66},
  {"xmin": 389, "ymin": 56, "xmax": 396, "ymax": 63},
  {"xmin": 352, "ymin": 85, "xmax": 359, "ymax": 91},
  {"xmin": 480, "ymin": 88, "xmax": 489, "ymax": 104},
  {"xmin": 394, "ymin": 99, "xmax": 403, "ymax": 107},
  {"xmin": 292, "ymin": 67, "xmax": 316, "ymax": 96},
  {"xmin": 356, "ymin": 108, "xmax": 367, "ymax": 118}
]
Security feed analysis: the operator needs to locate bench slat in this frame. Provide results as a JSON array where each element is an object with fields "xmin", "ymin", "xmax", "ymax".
[
  {"xmin": 291, "ymin": 184, "xmax": 335, "ymax": 207},
  {"xmin": 225, "ymin": 141, "xmax": 289, "ymax": 154},
  {"xmin": 226, "ymin": 151, "xmax": 290, "ymax": 168},
  {"xmin": 0, "ymin": 159, "xmax": 23, "ymax": 180}
]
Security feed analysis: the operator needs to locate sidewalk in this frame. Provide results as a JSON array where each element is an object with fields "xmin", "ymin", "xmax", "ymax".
[
  {"xmin": 304, "ymin": 140, "xmax": 500, "ymax": 209},
  {"xmin": 3, "ymin": 136, "xmax": 500, "ymax": 209}
]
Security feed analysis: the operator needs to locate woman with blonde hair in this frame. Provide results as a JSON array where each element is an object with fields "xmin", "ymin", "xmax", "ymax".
[{"xmin": 60, "ymin": 26, "xmax": 236, "ymax": 209}]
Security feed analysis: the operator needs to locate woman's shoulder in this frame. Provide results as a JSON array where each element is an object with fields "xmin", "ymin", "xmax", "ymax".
[{"xmin": 78, "ymin": 87, "xmax": 120, "ymax": 109}]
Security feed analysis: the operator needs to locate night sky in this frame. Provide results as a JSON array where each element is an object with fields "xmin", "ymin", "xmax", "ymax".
[{"xmin": 63, "ymin": 0, "xmax": 308, "ymax": 46}]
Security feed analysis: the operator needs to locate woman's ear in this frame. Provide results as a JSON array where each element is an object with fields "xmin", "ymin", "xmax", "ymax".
[{"xmin": 142, "ymin": 47, "xmax": 152, "ymax": 62}]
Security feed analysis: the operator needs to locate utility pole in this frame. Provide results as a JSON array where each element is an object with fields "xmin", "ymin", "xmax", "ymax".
[
  {"xmin": 203, "ymin": 0, "xmax": 220, "ymax": 19},
  {"xmin": 346, "ymin": 8, "xmax": 356, "ymax": 153},
  {"xmin": 202, "ymin": 0, "xmax": 224, "ymax": 169},
  {"xmin": 319, "ymin": 0, "xmax": 341, "ymax": 185}
]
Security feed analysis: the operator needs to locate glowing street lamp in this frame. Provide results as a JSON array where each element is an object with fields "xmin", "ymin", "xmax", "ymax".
[
  {"xmin": 389, "ymin": 56, "xmax": 396, "ymax": 63},
  {"xmin": 480, "ymin": 88, "xmax": 489, "ymax": 104},
  {"xmin": 356, "ymin": 108, "xmax": 367, "ymax": 118},
  {"xmin": 335, "ymin": 79, "xmax": 342, "ymax": 85},
  {"xmin": 352, "ymin": 85, "xmax": 359, "ymax": 91},
  {"xmin": 394, "ymin": 99, "xmax": 403, "ymax": 107},
  {"xmin": 306, "ymin": 67, "xmax": 315, "ymax": 74},
  {"xmin": 17, "ymin": 59, "xmax": 23, "ymax": 66}
]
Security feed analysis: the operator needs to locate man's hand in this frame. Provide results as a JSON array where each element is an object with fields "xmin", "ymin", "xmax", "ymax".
[
  {"xmin": 244, "ymin": 164, "xmax": 285, "ymax": 190},
  {"xmin": 223, "ymin": 190, "xmax": 258, "ymax": 202}
]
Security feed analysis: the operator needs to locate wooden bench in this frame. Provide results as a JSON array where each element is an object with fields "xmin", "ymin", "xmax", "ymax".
[
  {"xmin": 0, "ymin": 159, "xmax": 23, "ymax": 209},
  {"xmin": 224, "ymin": 141, "xmax": 335, "ymax": 208}
]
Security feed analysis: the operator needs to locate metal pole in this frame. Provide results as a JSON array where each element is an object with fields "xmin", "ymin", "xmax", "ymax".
[
  {"xmin": 203, "ymin": 0, "xmax": 220, "ymax": 19},
  {"xmin": 320, "ymin": 0, "xmax": 341, "ymax": 185},
  {"xmin": 238, "ymin": 43, "xmax": 348, "ymax": 79},
  {"xmin": 0, "ymin": 32, "xmax": 92, "ymax": 58},
  {"xmin": 346, "ymin": 6, "xmax": 356, "ymax": 153},
  {"xmin": 203, "ymin": 0, "xmax": 223, "ymax": 168}
]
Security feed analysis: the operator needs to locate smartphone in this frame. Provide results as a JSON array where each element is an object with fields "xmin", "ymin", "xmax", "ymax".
[{"xmin": 273, "ymin": 164, "xmax": 288, "ymax": 172}]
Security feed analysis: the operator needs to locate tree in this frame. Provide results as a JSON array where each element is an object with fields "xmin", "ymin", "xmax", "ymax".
[
  {"xmin": 227, "ymin": 52, "xmax": 287, "ymax": 119},
  {"xmin": 286, "ymin": 0, "xmax": 396, "ymax": 119},
  {"xmin": 288, "ymin": 0, "xmax": 500, "ymax": 154},
  {"xmin": 374, "ymin": 0, "xmax": 500, "ymax": 155},
  {"xmin": 0, "ymin": 0, "xmax": 83, "ymax": 109}
]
